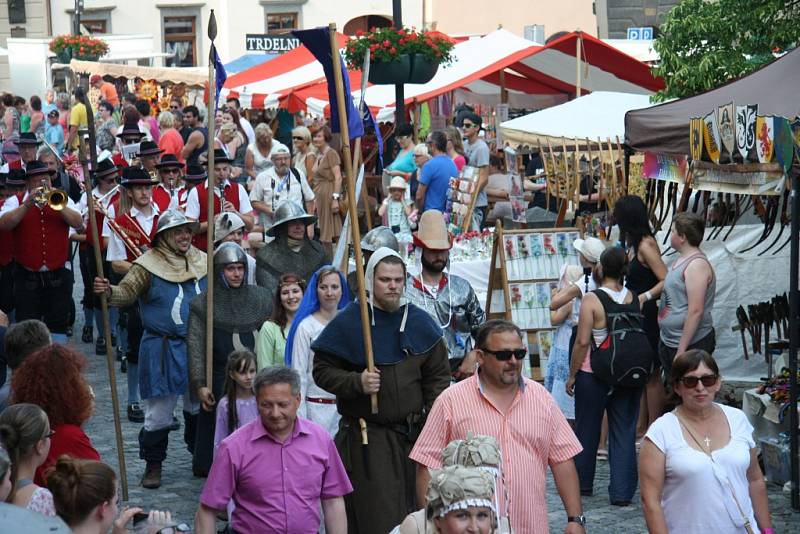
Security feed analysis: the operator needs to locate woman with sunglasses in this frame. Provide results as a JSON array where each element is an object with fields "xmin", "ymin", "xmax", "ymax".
[
  {"xmin": 291, "ymin": 126, "xmax": 315, "ymax": 183},
  {"xmin": 383, "ymin": 123, "xmax": 416, "ymax": 195},
  {"xmin": 566, "ymin": 246, "xmax": 642, "ymax": 506},
  {"xmin": 639, "ymin": 349, "xmax": 773, "ymax": 534},
  {"xmin": 0, "ymin": 403, "xmax": 56, "ymax": 516}
]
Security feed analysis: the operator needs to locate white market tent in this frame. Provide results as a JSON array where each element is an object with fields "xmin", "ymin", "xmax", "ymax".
[{"xmin": 499, "ymin": 91, "xmax": 655, "ymax": 147}]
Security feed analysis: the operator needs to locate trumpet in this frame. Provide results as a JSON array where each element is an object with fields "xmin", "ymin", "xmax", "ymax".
[
  {"xmin": 32, "ymin": 187, "xmax": 69, "ymax": 211},
  {"xmin": 81, "ymin": 185, "xmax": 120, "ymax": 217}
]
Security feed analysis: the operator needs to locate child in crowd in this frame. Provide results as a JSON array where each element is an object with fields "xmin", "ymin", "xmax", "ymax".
[
  {"xmin": 44, "ymin": 110, "xmax": 64, "ymax": 156},
  {"xmin": 213, "ymin": 350, "xmax": 258, "ymax": 453},
  {"xmin": 379, "ymin": 176, "xmax": 416, "ymax": 251}
]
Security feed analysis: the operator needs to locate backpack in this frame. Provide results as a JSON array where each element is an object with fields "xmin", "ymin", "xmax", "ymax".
[{"xmin": 589, "ymin": 289, "xmax": 654, "ymax": 388}]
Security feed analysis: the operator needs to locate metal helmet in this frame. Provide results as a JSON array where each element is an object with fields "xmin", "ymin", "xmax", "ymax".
[
  {"xmin": 361, "ymin": 226, "xmax": 400, "ymax": 253},
  {"xmin": 266, "ymin": 199, "xmax": 317, "ymax": 237},
  {"xmin": 155, "ymin": 209, "xmax": 199, "ymax": 236},
  {"xmin": 213, "ymin": 242, "xmax": 247, "ymax": 267}
]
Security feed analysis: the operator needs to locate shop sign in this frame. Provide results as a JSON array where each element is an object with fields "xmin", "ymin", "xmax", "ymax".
[{"xmin": 245, "ymin": 34, "xmax": 300, "ymax": 53}]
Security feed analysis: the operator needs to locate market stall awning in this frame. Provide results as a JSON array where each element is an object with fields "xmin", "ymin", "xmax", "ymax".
[
  {"xmin": 271, "ymin": 29, "xmax": 663, "ymax": 121},
  {"xmin": 67, "ymin": 59, "xmax": 207, "ymax": 86},
  {"xmin": 224, "ymin": 53, "xmax": 279, "ymax": 75},
  {"xmin": 500, "ymin": 91, "xmax": 655, "ymax": 148},
  {"xmin": 625, "ymin": 46, "xmax": 800, "ymax": 156},
  {"xmin": 221, "ymin": 32, "xmax": 349, "ymax": 108}
]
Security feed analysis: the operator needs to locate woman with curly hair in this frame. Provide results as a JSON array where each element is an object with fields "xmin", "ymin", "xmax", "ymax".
[{"xmin": 10, "ymin": 344, "xmax": 100, "ymax": 486}]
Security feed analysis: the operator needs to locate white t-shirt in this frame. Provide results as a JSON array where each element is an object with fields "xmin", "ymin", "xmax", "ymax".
[
  {"xmin": 249, "ymin": 166, "xmax": 315, "ymax": 226},
  {"xmin": 184, "ymin": 179, "xmax": 253, "ymax": 220},
  {"xmin": 103, "ymin": 204, "xmax": 159, "ymax": 262},
  {"xmin": 239, "ymin": 117, "xmax": 256, "ymax": 145},
  {"xmin": 645, "ymin": 404, "xmax": 760, "ymax": 534}
]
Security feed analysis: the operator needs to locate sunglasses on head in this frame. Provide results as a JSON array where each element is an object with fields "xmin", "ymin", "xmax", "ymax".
[
  {"xmin": 481, "ymin": 348, "xmax": 527, "ymax": 361},
  {"xmin": 678, "ymin": 374, "xmax": 718, "ymax": 388}
]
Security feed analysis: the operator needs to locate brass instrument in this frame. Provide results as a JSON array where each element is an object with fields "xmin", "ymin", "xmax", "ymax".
[
  {"xmin": 32, "ymin": 187, "xmax": 68, "ymax": 211},
  {"xmin": 80, "ymin": 185, "xmax": 120, "ymax": 217}
]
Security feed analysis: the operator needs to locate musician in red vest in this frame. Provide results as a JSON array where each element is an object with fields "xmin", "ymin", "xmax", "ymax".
[
  {"xmin": 176, "ymin": 164, "xmax": 207, "ymax": 212},
  {"xmin": 136, "ymin": 141, "xmax": 170, "ymax": 212},
  {"xmin": 0, "ymin": 161, "xmax": 82, "ymax": 343},
  {"xmin": 154, "ymin": 153, "xmax": 182, "ymax": 212},
  {"xmin": 185, "ymin": 148, "xmax": 254, "ymax": 251},
  {"xmin": 103, "ymin": 166, "xmax": 160, "ymax": 424},
  {"xmin": 75, "ymin": 158, "xmax": 121, "ymax": 354}
]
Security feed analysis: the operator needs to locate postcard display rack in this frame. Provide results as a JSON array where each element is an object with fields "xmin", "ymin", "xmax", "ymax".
[
  {"xmin": 485, "ymin": 220, "xmax": 582, "ymax": 380},
  {"xmin": 446, "ymin": 165, "xmax": 480, "ymax": 235}
]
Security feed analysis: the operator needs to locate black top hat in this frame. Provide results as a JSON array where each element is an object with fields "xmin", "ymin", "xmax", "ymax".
[
  {"xmin": 155, "ymin": 153, "xmax": 182, "ymax": 169},
  {"xmin": 93, "ymin": 158, "xmax": 119, "ymax": 180},
  {"xmin": 137, "ymin": 141, "xmax": 163, "ymax": 157},
  {"xmin": 14, "ymin": 133, "xmax": 42, "ymax": 146},
  {"xmin": 116, "ymin": 122, "xmax": 146, "ymax": 140},
  {"xmin": 184, "ymin": 164, "xmax": 207, "ymax": 182},
  {"xmin": 6, "ymin": 168, "xmax": 26, "ymax": 186},
  {"xmin": 202, "ymin": 148, "xmax": 234, "ymax": 165},
  {"xmin": 120, "ymin": 167, "xmax": 158, "ymax": 188},
  {"xmin": 24, "ymin": 161, "xmax": 56, "ymax": 179}
]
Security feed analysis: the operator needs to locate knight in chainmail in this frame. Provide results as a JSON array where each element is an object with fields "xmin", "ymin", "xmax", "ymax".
[
  {"xmin": 404, "ymin": 210, "xmax": 486, "ymax": 378},
  {"xmin": 255, "ymin": 200, "xmax": 326, "ymax": 299},
  {"xmin": 347, "ymin": 226, "xmax": 400, "ymax": 299},
  {"xmin": 186, "ymin": 242, "xmax": 272, "ymax": 476}
]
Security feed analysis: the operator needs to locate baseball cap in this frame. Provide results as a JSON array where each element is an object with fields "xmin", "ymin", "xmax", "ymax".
[
  {"xmin": 572, "ymin": 237, "xmax": 605, "ymax": 263},
  {"xmin": 47, "ymin": 110, "xmax": 59, "ymax": 119},
  {"xmin": 90, "ymin": 74, "xmax": 102, "ymax": 84}
]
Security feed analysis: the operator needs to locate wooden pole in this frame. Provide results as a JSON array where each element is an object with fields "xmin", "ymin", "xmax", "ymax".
[
  {"xmin": 575, "ymin": 32, "xmax": 582, "ymax": 98},
  {"xmin": 329, "ymin": 23, "xmax": 378, "ymax": 414},
  {"xmin": 495, "ymin": 220, "xmax": 512, "ymax": 321},
  {"xmin": 77, "ymin": 107, "xmax": 128, "ymax": 500},
  {"xmin": 205, "ymin": 11, "xmax": 218, "ymax": 390}
]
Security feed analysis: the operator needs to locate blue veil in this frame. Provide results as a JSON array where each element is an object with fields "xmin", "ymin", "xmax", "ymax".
[{"xmin": 284, "ymin": 265, "xmax": 350, "ymax": 366}]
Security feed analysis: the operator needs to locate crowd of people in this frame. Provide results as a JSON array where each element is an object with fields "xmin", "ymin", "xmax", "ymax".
[{"xmin": 0, "ymin": 79, "xmax": 778, "ymax": 534}]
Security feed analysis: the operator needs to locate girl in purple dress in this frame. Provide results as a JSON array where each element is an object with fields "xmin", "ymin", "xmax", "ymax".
[{"xmin": 213, "ymin": 351, "xmax": 259, "ymax": 452}]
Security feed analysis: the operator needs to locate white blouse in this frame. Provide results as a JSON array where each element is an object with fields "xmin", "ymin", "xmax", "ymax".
[{"xmin": 645, "ymin": 403, "xmax": 760, "ymax": 534}]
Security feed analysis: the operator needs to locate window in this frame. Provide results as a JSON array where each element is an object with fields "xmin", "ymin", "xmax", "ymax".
[
  {"xmin": 164, "ymin": 16, "xmax": 197, "ymax": 67},
  {"xmin": 267, "ymin": 12, "xmax": 298, "ymax": 33},
  {"xmin": 81, "ymin": 19, "xmax": 108, "ymax": 34}
]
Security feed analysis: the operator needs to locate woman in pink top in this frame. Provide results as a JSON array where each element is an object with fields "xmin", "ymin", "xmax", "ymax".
[
  {"xmin": 157, "ymin": 111, "xmax": 185, "ymax": 163},
  {"xmin": 136, "ymin": 100, "xmax": 160, "ymax": 143},
  {"xmin": 445, "ymin": 126, "xmax": 466, "ymax": 172}
]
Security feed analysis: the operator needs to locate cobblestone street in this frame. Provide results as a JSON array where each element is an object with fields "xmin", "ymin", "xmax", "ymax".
[{"xmin": 70, "ymin": 280, "xmax": 799, "ymax": 532}]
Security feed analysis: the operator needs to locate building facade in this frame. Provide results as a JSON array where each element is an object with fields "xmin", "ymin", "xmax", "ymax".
[{"xmin": 595, "ymin": 0, "xmax": 678, "ymax": 39}]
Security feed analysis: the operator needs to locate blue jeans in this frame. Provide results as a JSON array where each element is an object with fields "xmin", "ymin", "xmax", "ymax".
[{"xmin": 573, "ymin": 370, "xmax": 642, "ymax": 502}]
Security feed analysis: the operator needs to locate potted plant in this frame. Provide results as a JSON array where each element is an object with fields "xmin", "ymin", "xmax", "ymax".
[
  {"xmin": 49, "ymin": 34, "xmax": 110, "ymax": 63},
  {"xmin": 344, "ymin": 27, "xmax": 455, "ymax": 85}
]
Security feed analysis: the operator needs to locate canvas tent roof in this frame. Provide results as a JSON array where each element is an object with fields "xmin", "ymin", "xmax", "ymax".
[
  {"xmin": 499, "ymin": 91, "xmax": 654, "ymax": 148},
  {"xmin": 67, "ymin": 59, "xmax": 207, "ymax": 86},
  {"xmin": 625, "ymin": 47, "xmax": 800, "ymax": 156},
  {"xmin": 224, "ymin": 29, "xmax": 663, "ymax": 120}
]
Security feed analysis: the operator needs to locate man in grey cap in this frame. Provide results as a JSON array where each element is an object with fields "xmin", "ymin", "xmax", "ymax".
[
  {"xmin": 94, "ymin": 209, "xmax": 207, "ymax": 489},
  {"xmin": 250, "ymin": 144, "xmax": 315, "ymax": 236},
  {"xmin": 255, "ymin": 200, "xmax": 325, "ymax": 299},
  {"xmin": 347, "ymin": 225, "xmax": 399, "ymax": 300}
]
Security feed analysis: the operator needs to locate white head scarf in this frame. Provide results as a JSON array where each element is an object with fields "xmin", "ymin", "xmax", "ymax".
[{"xmin": 364, "ymin": 246, "xmax": 407, "ymax": 326}]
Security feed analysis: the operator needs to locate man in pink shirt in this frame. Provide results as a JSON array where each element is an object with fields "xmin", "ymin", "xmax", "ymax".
[
  {"xmin": 410, "ymin": 319, "xmax": 587, "ymax": 533},
  {"xmin": 195, "ymin": 366, "xmax": 352, "ymax": 533}
]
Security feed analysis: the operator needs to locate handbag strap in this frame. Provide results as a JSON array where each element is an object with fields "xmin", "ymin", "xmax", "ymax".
[{"xmin": 674, "ymin": 411, "xmax": 755, "ymax": 534}]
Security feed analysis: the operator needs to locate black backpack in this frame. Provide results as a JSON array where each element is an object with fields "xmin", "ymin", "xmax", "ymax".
[{"xmin": 590, "ymin": 289, "xmax": 654, "ymax": 388}]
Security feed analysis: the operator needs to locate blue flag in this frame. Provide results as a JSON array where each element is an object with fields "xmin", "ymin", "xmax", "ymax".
[
  {"xmin": 363, "ymin": 105, "xmax": 383, "ymax": 170},
  {"xmin": 212, "ymin": 44, "xmax": 227, "ymax": 111},
  {"xmin": 293, "ymin": 27, "xmax": 364, "ymax": 140}
]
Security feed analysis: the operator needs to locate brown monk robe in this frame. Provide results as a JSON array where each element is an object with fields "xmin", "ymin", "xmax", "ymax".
[{"xmin": 312, "ymin": 249, "xmax": 451, "ymax": 533}]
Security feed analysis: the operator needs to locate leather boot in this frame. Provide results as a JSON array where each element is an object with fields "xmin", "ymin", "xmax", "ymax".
[{"xmin": 141, "ymin": 462, "xmax": 162, "ymax": 489}]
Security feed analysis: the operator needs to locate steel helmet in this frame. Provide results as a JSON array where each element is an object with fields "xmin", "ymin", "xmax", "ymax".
[
  {"xmin": 214, "ymin": 241, "xmax": 247, "ymax": 266},
  {"xmin": 155, "ymin": 209, "xmax": 199, "ymax": 236},
  {"xmin": 361, "ymin": 226, "xmax": 400, "ymax": 253},
  {"xmin": 266, "ymin": 199, "xmax": 317, "ymax": 237}
]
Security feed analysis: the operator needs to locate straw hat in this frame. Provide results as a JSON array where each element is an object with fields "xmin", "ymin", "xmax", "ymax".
[
  {"xmin": 413, "ymin": 209, "xmax": 452, "ymax": 250},
  {"xmin": 388, "ymin": 176, "xmax": 407, "ymax": 190}
]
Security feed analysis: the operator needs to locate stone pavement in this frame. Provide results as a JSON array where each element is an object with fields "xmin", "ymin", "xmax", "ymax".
[{"xmin": 69, "ymin": 278, "xmax": 799, "ymax": 532}]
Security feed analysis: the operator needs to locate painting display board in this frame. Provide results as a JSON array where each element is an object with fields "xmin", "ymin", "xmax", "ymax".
[{"xmin": 485, "ymin": 220, "xmax": 581, "ymax": 380}]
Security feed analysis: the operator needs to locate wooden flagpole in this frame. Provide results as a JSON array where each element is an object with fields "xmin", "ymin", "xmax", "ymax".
[
  {"xmin": 329, "ymin": 23, "xmax": 378, "ymax": 414},
  {"xmin": 78, "ymin": 98, "xmax": 128, "ymax": 500},
  {"xmin": 205, "ymin": 10, "xmax": 217, "ymax": 390}
]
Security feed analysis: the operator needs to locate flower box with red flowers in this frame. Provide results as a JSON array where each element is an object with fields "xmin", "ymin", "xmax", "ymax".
[
  {"xmin": 49, "ymin": 34, "xmax": 110, "ymax": 62},
  {"xmin": 344, "ymin": 27, "xmax": 455, "ymax": 85}
]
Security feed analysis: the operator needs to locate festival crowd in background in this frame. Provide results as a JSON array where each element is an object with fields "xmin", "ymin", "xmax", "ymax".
[{"xmin": 0, "ymin": 80, "xmax": 777, "ymax": 534}]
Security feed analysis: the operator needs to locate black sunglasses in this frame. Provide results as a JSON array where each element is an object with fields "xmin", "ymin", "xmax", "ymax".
[
  {"xmin": 462, "ymin": 122, "xmax": 476, "ymax": 128},
  {"xmin": 292, "ymin": 136, "xmax": 305, "ymax": 141},
  {"xmin": 678, "ymin": 374, "xmax": 718, "ymax": 388},
  {"xmin": 481, "ymin": 348, "xmax": 527, "ymax": 361}
]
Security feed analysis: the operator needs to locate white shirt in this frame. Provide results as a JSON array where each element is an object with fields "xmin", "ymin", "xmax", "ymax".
[
  {"xmin": 249, "ymin": 166, "xmax": 315, "ymax": 226},
  {"xmin": 78, "ymin": 186, "xmax": 117, "ymax": 226},
  {"xmin": 184, "ymin": 179, "xmax": 253, "ymax": 221},
  {"xmin": 645, "ymin": 404, "xmax": 759, "ymax": 533},
  {"xmin": 104, "ymin": 203, "xmax": 159, "ymax": 262}
]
